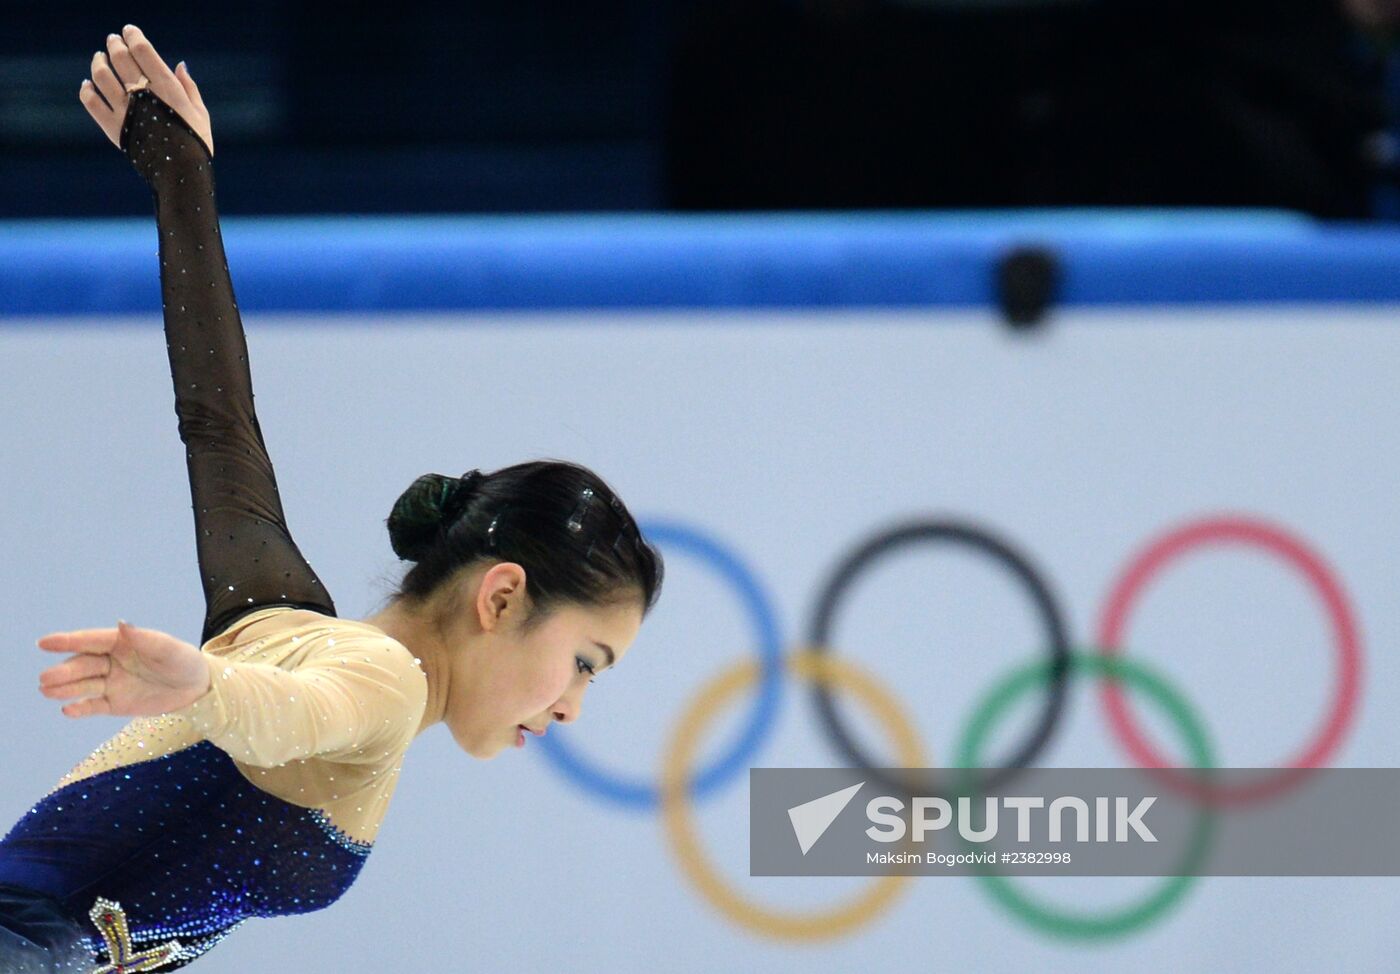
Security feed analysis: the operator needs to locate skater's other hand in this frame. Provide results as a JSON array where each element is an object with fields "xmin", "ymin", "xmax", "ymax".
[
  {"xmin": 37, "ymin": 620, "xmax": 212, "ymax": 719},
  {"xmin": 78, "ymin": 24, "xmax": 213, "ymax": 157}
]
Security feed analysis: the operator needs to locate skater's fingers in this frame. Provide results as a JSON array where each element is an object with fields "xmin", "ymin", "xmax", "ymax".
[
  {"xmin": 61, "ymin": 696, "xmax": 112, "ymax": 719},
  {"xmin": 120, "ymin": 25, "xmax": 187, "ymax": 112},
  {"xmin": 79, "ymin": 82, "xmax": 121, "ymax": 148},
  {"xmin": 38, "ymin": 654, "xmax": 110, "ymax": 689},
  {"xmin": 105, "ymin": 33, "xmax": 145, "ymax": 91},
  {"xmin": 176, "ymin": 61, "xmax": 205, "ymax": 114},
  {"xmin": 36, "ymin": 629, "xmax": 119, "ymax": 654},
  {"xmin": 90, "ymin": 51, "xmax": 125, "ymax": 114},
  {"xmin": 41, "ymin": 676, "xmax": 106, "ymax": 701}
]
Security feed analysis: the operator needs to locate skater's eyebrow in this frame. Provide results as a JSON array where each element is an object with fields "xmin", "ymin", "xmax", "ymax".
[{"xmin": 591, "ymin": 641, "xmax": 617, "ymax": 670}]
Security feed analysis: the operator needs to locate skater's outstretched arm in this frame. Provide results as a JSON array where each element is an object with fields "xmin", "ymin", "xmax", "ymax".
[
  {"xmin": 80, "ymin": 26, "xmax": 335, "ymax": 645},
  {"xmin": 37, "ymin": 620, "xmax": 425, "ymax": 766}
]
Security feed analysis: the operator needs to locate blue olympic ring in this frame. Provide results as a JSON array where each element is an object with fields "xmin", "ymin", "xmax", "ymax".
[{"xmin": 535, "ymin": 519, "xmax": 786, "ymax": 809}]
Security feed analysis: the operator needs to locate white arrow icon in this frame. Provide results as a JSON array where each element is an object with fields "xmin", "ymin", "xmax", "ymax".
[{"xmin": 787, "ymin": 781, "xmax": 865, "ymax": 855}]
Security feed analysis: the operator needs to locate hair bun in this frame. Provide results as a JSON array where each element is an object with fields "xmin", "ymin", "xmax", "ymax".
[
  {"xmin": 445, "ymin": 469, "xmax": 483, "ymax": 521},
  {"xmin": 387, "ymin": 471, "xmax": 481, "ymax": 562}
]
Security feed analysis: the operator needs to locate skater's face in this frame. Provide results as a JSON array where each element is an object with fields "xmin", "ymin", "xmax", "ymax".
[{"xmin": 441, "ymin": 561, "xmax": 642, "ymax": 759}]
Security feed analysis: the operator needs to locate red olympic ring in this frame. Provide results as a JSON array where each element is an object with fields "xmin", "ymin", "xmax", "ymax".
[{"xmin": 1096, "ymin": 515, "xmax": 1362, "ymax": 806}]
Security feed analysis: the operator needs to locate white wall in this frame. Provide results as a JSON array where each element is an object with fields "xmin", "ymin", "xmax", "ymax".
[{"xmin": 2, "ymin": 305, "xmax": 1398, "ymax": 972}]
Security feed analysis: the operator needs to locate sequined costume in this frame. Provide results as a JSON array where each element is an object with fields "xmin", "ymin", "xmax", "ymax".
[{"xmin": 0, "ymin": 89, "xmax": 429, "ymax": 972}]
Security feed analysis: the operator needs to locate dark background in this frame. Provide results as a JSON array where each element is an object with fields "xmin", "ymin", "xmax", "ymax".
[{"xmin": 3, "ymin": 0, "xmax": 1396, "ymax": 218}]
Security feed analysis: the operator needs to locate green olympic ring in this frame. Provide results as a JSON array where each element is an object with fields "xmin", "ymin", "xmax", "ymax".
[{"xmin": 952, "ymin": 652, "xmax": 1218, "ymax": 940}]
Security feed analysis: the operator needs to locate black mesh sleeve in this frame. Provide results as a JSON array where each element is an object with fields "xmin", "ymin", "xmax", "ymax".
[{"xmin": 119, "ymin": 88, "xmax": 336, "ymax": 646}]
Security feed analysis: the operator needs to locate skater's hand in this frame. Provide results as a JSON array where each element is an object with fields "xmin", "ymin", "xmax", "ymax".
[
  {"xmin": 78, "ymin": 24, "xmax": 213, "ymax": 158},
  {"xmin": 37, "ymin": 620, "xmax": 212, "ymax": 719}
]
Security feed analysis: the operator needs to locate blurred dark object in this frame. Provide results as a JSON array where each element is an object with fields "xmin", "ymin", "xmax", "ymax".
[
  {"xmin": 664, "ymin": 0, "xmax": 1386, "ymax": 217},
  {"xmin": 996, "ymin": 245, "xmax": 1059, "ymax": 329},
  {"xmin": 0, "ymin": 2, "xmax": 669, "ymax": 216},
  {"xmin": 1342, "ymin": 0, "xmax": 1400, "ymax": 216},
  {"xmin": 1342, "ymin": 0, "xmax": 1400, "ymax": 32},
  {"xmin": 0, "ymin": 0, "xmax": 1391, "ymax": 218}
]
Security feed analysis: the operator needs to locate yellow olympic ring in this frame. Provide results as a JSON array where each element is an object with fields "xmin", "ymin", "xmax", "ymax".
[{"xmin": 659, "ymin": 648, "xmax": 929, "ymax": 942}]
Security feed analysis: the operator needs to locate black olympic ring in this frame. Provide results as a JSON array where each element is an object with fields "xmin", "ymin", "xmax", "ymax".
[{"xmin": 805, "ymin": 518, "xmax": 1072, "ymax": 800}]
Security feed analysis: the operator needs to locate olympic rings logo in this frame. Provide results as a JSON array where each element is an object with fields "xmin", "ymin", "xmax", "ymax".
[{"xmin": 536, "ymin": 514, "xmax": 1364, "ymax": 943}]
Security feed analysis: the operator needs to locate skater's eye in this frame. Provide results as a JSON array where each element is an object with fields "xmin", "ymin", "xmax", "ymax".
[{"xmin": 576, "ymin": 657, "xmax": 597, "ymax": 684}]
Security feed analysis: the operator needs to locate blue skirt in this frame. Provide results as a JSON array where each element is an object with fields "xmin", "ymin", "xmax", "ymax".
[{"xmin": 0, "ymin": 884, "xmax": 93, "ymax": 973}]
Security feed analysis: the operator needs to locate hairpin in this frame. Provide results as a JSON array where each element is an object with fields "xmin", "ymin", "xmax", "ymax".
[{"xmin": 566, "ymin": 487, "xmax": 595, "ymax": 534}]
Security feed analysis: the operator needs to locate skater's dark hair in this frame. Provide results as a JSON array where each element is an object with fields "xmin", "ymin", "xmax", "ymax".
[{"xmin": 385, "ymin": 459, "xmax": 663, "ymax": 632}]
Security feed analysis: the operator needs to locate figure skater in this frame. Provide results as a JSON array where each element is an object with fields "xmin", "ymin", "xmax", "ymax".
[{"xmin": 0, "ymin": 24, "xmax": 662, "ymax": 972}]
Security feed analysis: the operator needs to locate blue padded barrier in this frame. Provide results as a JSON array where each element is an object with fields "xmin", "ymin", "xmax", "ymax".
[{"xmin": 2, "ymin": 209, "xmax": 1398, "ymax": 317}]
